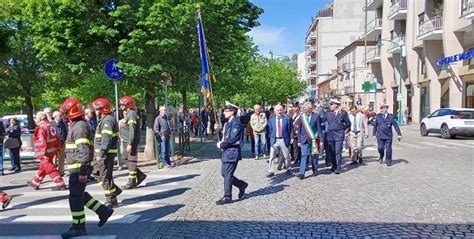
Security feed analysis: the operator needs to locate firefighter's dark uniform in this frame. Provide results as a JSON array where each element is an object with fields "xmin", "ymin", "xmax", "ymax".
[
  {"xmin": 121, "ymin": 109, "xmax": 146, "ymax": 189},
  {"xmin": 62, "ymin": 119, "xmax": 113, "ymax": 238},
  {"xmin": 93, "ymin": 114, "xmax": 122, "ymax": 207}
]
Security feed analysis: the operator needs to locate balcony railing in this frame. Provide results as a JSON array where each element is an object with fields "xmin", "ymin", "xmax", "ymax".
[
  {"xmin": 367, "ymin": 47, "xmax": 381, "ymax": 62},
  {"xmin": 341, "ymin": 63, "xmax": 351, "ymax": 72},
  {"xmin": 367, "ymin": 18, "xmax": 382, "ymax": 33},
  {"xmin": 318, "ymin": 7, "xmax": 333, "ymax": 18},
  {"xmin": 389, "ymin": 0, "xmax": 408, "ymax": 19},
  {"xmin": 307, "ymin": 71, "xmax": 317, "ymax": 78},
  {"xmin": 462, "ymin": 0, "xmax": 474, "ymax": 17},
  {"xmin": 344, "ymin": 86, "xmax": 355, "ymax": 95},
  {"xmin": 418, "ymin": 17, "xmax": 443, "ymax": 37},
  {"xmin": 388, "ymin": 36, "xmax": 404, "ymax": 53}
]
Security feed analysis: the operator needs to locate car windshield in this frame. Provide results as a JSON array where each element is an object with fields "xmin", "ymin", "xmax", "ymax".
[{"xmin": 454, "ymin": 111, "xmax": 474, "ymax": 119}]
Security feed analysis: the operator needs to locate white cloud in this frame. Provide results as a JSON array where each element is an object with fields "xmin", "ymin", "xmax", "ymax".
[{"xmin": 247, "ymin": 26, "xmax": 295, "ymax": 57}]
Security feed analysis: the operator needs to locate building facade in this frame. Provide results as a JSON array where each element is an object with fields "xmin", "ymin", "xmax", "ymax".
[
  {"xmin": 304, "ymin": 0, "xmax": 367, "ymax": 101},
  {"xmin": 363, "ymin": 0, "xmax": 474, "ymax": 123}
]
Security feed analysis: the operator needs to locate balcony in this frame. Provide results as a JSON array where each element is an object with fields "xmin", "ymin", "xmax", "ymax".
[
  {"xmin": 388, "ymin": 0, "xmax": 408, "ymax": 20},
  {"xmin": 366, "ymin": 47, "xmax": 381, "ymax": 63},
  {"xmin": 387, "ymin": 36, "xmax": 404, "ymax": 54},
  {"xmin": 344, "ymin": 86, "xmax": 355, "ymax": 95},
  {"xmin": 417, "ymin": 17, "xmax": 443, "ymax": 41},
  {"xmin": 305, "ymin": 34, "xmax": 316, "ymax": 44},
  {"xmin": 341, "ymin": 63, "xmax": 351, "ymax": 72},
  {"xmin": 462, "ymin": 0, "xmax": 474, "ymax": 19},
  {"xmin": 318, "ymin": 7, "xmax": 333, "ymax": 18},
  {"xmin": 306, "ymin": 71, "xmax": 318, "ymax": 80},
  {"xmin": 364, "ymin": 18, "xmax": 383, "ymax": 38},
  {"xmin": 306, "ymin": 59, "xmax": 317, "ymax": 67},
  {"xmin": 363, "ymin": 0, "xmax": 383, "ymax": 11}
]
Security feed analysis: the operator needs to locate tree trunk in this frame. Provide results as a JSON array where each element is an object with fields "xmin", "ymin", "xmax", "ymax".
[
  {"xmin": 22, "ymin": 78, "xmax": 35, "ymax": 130},
  {"xmin": 144, "ymin": 82, "xmax": 157, "ymax": 160}
]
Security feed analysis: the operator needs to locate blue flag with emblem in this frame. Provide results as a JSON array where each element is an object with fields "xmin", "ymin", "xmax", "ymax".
[{"xmin": 197, "ymin": 11, "xmax": 211, "ymax": 101}]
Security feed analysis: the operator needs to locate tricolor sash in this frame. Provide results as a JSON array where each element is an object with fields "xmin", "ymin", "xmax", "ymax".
[{"xmin": 302, "ymin": 114, "xmax": 319, "ymax": 155}]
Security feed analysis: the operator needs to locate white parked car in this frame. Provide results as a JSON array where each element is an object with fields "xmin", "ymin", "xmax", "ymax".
[{"xmin": 420, "ymin": 108, "xmax": 474, "ymax": 139}]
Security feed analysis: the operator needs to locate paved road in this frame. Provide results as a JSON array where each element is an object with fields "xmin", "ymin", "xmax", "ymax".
[{"xmin": 1, "ymin": 124, "xmax": 473, "ymax": 238}]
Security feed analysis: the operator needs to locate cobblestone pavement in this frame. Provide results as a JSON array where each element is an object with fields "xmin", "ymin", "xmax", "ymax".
[
  {"xmin": 1, "ymin": 125, "xmax": 473, "ymax": 238},
  {"xmin": 150, "ymin": 125, "xmax": 474, "ymax": 238}
]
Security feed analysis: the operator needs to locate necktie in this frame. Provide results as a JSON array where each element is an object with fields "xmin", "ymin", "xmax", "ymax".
[{"xmin": 277, "ymin": 118, "xmax": 282, "ymax": 138}]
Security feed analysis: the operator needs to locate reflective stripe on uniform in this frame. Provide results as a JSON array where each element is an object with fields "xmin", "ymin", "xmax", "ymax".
[
  {"xmin": 101, "ymin": 129, "xmax": 119, "ymax": 136},
  {"xmin": 65, "ymin": 143, "xmax": 77, "ymax": 149},
  {"xmin": 129, "ymin": 170, "xmax": 137, "ymax": 179},
  {"xmin": 92, "ymin": 202, "xmax": 101, "ymax": 212},
  {"xmin": 104, "ymin": 187, "xmax": 117, "ymax": 195},
  {"xmin": 128, "ymin": 120, "xmax": 137, "ymax": 125},
  {"xmin": 66, "ymin": 162, "xmax": 93, "ymax": 170},
  {"xmin": 85, "ymin": 198, "xmax": 97, "ymax": 208},
  {"xmin": 75, "ymin": 138, "xmax": 91, "ymax": 145},
  {"xmin": 72, "ymin": 218, "xmax": 86, "ymax": 224},
  {"xmin": 71, "ymin": 211, "xmax": 85, "ymax": 216},
  {"xmin": 94, "ymin": 148, "xmax": 118, "ymax": 153}
]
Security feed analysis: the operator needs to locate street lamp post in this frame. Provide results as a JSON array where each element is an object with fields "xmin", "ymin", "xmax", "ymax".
[{"xmin": 377, "ymin": 32, "xmax": 405, "ymax": 126}]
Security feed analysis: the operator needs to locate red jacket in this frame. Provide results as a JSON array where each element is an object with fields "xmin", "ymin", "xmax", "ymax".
[{"xmin": 33, "ymin": 120, "xmax": 61, "ymax": 160}]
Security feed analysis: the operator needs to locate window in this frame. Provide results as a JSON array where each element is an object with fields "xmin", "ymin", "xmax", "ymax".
[
  {"xmin": 430, "ymin": 110, "xmax": 440, "ymax": 117},
  {"xmin": 469, "ymin": 48, "xmax": 474, "ymax": 66},
  {"xmin": 421, "ymin": 61, "xmax": 427, "ymax": 77}
]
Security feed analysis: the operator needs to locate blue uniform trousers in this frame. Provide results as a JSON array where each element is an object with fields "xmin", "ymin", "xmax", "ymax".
[
  {"xmin": 377, "ymin": 138, "xmax": 393, "ymax": 163},
  {"xmin": 221, "ymin": 161, "xmax": 246, "ymax": 198},
  {"xmin": 299, "ymin": 142, "xmax": 319, "ymax": 176},
  {"xmin": 328, "ymin": 140, "xmax": 343, "ymax": 170}
]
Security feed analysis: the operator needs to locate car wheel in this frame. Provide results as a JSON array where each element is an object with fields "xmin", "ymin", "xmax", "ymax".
[
  {"xmin": 420, "ymin": 124, "xmax": 428, "ymax": 136},
  {"xmin": 441, "ymin": 124, "xmax": 452, "ymax": 139}
]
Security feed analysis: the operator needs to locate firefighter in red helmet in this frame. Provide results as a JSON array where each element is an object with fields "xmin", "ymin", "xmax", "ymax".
[
  {"xmin": 91, "ymin": 97, "xmax": 122, "ymax": 208},
  {"xmin": 27, "ymin": 111, "xmax": 66, "ymax": 191},
  {"xmin": 60, "ymin": 98, "xmax": 113, "ymax": 238},
  {"xmin": 119, "ymin": 96, "xmax": 147, "ymax": 189}
]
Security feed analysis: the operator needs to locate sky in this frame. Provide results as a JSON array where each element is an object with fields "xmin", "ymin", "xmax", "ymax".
[{"xmin": 248, "ymin": 0, "xmax": 331, "ymax": 58}]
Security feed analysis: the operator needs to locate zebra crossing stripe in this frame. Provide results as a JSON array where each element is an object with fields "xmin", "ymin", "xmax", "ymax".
[
  {"xmin": 25, "ymin": 202, "xmax": 157, "ymax": 209},
  {"xmin": 17, "ymin": 189, "xmax": 167, "ymax": 197},
  {"xmin": 0, "ymin": 214, "xmax": 140, "ymax": 224}
]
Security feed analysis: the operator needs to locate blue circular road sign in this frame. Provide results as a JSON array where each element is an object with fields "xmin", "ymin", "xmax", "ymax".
[{"xmin": 104, "ymin": 59, "xmax": 125, "ymax": 81}]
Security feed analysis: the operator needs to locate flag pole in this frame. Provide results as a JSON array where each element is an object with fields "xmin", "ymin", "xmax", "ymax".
[{"xmin": 197, "ymin": 9, "xmax": 221, "ymax": 140}]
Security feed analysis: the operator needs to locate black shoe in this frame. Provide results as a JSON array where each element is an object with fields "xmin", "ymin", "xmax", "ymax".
[
  {"xmin": 137, "ymin": 173, "xmax": 147, "ymax": 186},
  {"xmin": 285, "ymin": 170, "xmax": 292, "ymax": 175},
  {"xmin": 330, "ymin": 167, "xmax": 336, "ymax": 172},
  {"xmin": 266, "ymin": 172, "xmax": 274, "ymax": 178},
  {"xmin": 387, "ymin": 162, "xmax": 392, "ymax": 167},
  {"xmin": 335, "ymin": 169, "xmax": 341, "ymax": 175},
  {"xmin": 2, "ymin": 195, "xmax": 12, "ymax": 209},
  {"xmin": 238, "ymin": 183, "xmax": 248, "ymax": 199},
  {"xmin": 358, "ymin": 158, "xmax": 363, "ymax": 164},
  {"xmin": 298, "ymin": 174, "xmax": 304, "ymax": 180},
  {"xmin": 215, "ymin": 197, "xmax": 233, "ymax": 205},
  {"xmin": 105, "ymin": 200, "xmax": 119, "ymax": 209},
  {"xmin": 379, "ymin": 158, "xmax": 383, "ymax": 164},
  {"xmin": 276, "ymin": 166, "xmax": 282, "ymax": 171},
  {"xmin": 312, "ymin": 172, "xmax": 318, "ymax": 177},
  {"xmin": 325, "ymin": 162, "xmax": 331, "ymax": 167},
  {"xmin": 122, "ymin": 182, "xmax": 137, "ymax": 190},
  {"xmin": 350, "ymin": 161, "xmax": 358, "ymax": 166},
  {"xmin": 61, "ymin": 227, "xmax": 87, "ymax": 238},
  {"xmin": 98, "ymin": 208, "xmax": 114, "ymax": 227},
  {"xmin": 14, "ymin": 168, "xmax": 21, "ymax": 172}
]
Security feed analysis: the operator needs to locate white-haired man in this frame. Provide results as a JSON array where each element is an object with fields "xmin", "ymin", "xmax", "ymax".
[
  {"xmin": 154, "ymin": 106, "xmax": 173, "ymax": 168},
  {"xmin": 266, "ymin": 104, "xmax": 292, "ymax": 177},
  {"xmin": 27, "ymin": 112, "xmax": 66, "ymax": 190}
]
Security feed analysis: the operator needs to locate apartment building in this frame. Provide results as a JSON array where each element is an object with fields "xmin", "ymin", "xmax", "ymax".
[
  {"xmin": 363, "ymin": 0, "xmax": 474, "ymax": 123},
  {"xmin": 334, "ymin": 40, "xmax": 378, "ymax": 109},
  {"xmin": 304, "ymin": 0, "xmax": 367, "ymax": 101}
]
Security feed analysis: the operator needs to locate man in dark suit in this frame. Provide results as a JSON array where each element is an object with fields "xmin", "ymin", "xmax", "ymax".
[
  {"xmin": 297, "ymin": 102, "xmax": 323, "ymax": 179},
  {"xmin": 373, "ymin": 103, "xmax": 402, "ymax": 166},
  {"xmin": 266, "ymin": 104, "xmax": 292, "ymax": 177},
  {"xmin": 326, "ymin": 99, "xmax": 351, "ymax": 174},
  {"xmin": 215, "ymin": 102, "xmax": 249, "ymax": 205}
]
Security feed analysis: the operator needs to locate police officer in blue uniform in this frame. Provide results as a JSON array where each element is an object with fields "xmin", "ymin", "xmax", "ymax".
[
  {"xmin": 373, "ymin": 103, "xmax": 402, "ymax": 166},
  {"xmin": 326, "ymin": 99, "xmax": 351, "ymax": 174},
  {"xmin": 215, "ymin": 102, "xmax": 249, "ymax": 205}
]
